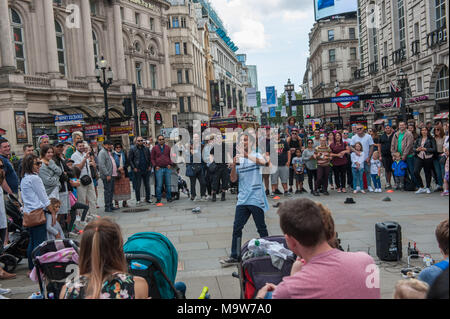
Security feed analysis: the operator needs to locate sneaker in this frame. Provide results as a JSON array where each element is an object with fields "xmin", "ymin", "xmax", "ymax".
[
  {"xmin": 295, "ymin": 190, "xmax": 301, "ymax": 194},
  {"xmin": 368, "ymin": 186, "xmax": 374, "ymax": 192},
  {"xmin": 386, "ymin": 184, "xmax": 392, "ymax": 189},
  {"xmin": 136, "ymin": 201, "xmax": 141, "ymax": 206},
  {"xmin": 425, "ymin": 188, "xmax": 431, "ymax": 194},
  {"xmin": 353, "ymin": 190, "xmax": 358, "ymax": 194},
  {"xmin": 220, "ymin": 257, "xmax": 239, "ymax": 267},
  {"xmin": 361, "ymin": 190, "xmax": 366, "ymax": 194},
  {"xmin": 377, "ymin": 189, "xmax": 383, "ymax": 193},
  {"xmin": 284, "ymin": 192, "xmax": 292, "ymax": 197},
  {"xmin": 274, "ymin": 189, "xmax": 283, "ymax": 195},
  {"xmin": 0, "ymin": 288, "xmax": 11, "ymax": 295},
  {"xmin": 0, "ymin": 295, "xmax": 9, "ymax": 299},
  {"xmin": 416, "ymin": 188, "xmax": 426, "ymax": 194},
  {"xmin": 190, "ymin": 196, "xmax": 196, "ymax": 201},
  {"xmin": 265, "ymin": 190, "xmax": 270, "ymax": 196},
  {"xmin": 441, "ymin": 191, "xmax": 449, "ymax": 196},
  {"xmin": 313, "ymin": 191, "xmax": 320, "ymax": 197},
  {"xmin": 201, "ymin": 196, "xmax": 208, "ymax": 202},
  {"xmin": 146, "ymin": 199, "xmax": 153, "ymax": 204},
  {"xmin": 288, "ymin": 188, "xmax": 293, "ymax": 193},
  {"xmin": 323, "ymin": 191, "xmax": 330, "ymax": 196}
]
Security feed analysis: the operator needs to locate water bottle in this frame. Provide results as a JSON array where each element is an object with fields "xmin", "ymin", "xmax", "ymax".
[
  {"xmin": 254, "ymin": 240, "xmax": 266, "ymax": 257},
  {"xmin": 29, "ymin": 292, "xmax": 44, "ymax": 299}
]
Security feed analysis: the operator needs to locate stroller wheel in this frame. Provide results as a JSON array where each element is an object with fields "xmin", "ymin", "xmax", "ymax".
[{"xmin": 0, "ymin": 254, "xmax": 18, "ymax": 273}]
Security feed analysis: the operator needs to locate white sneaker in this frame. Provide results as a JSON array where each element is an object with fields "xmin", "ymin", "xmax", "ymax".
[
  {"xmin": 136, "ymin": 201, "xmax": 141, "ymax": 206},
  {"xmin": 0, "ymin": 288, "xmax": 11, "ymax": 295},
  {"xmin": 0, "ymin": 295, "xmax": 9, "ymax": 299},
  {"xmin": 426, "ymin": 188, "xmax": 431, "ymax": 194},
  {"xmin": 200, "ymin": 196, "xmax": 207, "ymax": 202},
  {"xmin": 368, "ymin": 186, "xmax": 374, "ymax": 192},
  {"xmin": 416, "ymin": 188, "xmax": 426, "ymax": 194}
]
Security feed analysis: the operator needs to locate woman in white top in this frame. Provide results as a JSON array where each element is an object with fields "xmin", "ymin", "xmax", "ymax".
[{"xmin": 21, "ymin": 154, "xmax": 57, "ymax": 271}]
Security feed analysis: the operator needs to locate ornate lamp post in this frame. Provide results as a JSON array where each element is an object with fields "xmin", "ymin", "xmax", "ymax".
[
  {"xmin": 95, "ymin": 56, "xmax": 113, "ymax": 139},
  {"xmin": 397, "ymin": 68, "xmax": 409, "ymax": 123},
  {"xmin": 334, "ymin": 80, "xmax": 342, "ymax": 130},
  {"xmin": 285, "ymin": 78, "xmax": 295, "ymax": 117}
]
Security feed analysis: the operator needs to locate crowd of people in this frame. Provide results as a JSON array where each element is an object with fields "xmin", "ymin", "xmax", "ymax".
[{"xmin": 0, "ymin": 117, "xmax": 449, "ymax": 299}]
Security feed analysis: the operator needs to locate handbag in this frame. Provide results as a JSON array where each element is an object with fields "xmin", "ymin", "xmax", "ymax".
[
  {"xmin": 69, "ymin": 191, "xmax": 77, "ymax": 207},
  {"xmin": 80, "ymin": 175, "xmax": 92, "ymax": 186},
  {"xmin": 22, "ymin": 208, "xmax": 46, "ymax": 228}
]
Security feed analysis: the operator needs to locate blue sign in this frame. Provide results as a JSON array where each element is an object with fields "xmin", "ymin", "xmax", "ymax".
[
  {"xmin": 269, "ymin": 107, "xmax": 276, "ymax": 118},
  {"xmin": 55, "ymin": 114, "xmax": 83, "ymax": 122},
  {"xmin": 266, "ymin": 87, "xmax": 276, "ymax": 106},
  {"xmin": 331, "ymin": 96, "xmax": 360, "ymax": 103}
]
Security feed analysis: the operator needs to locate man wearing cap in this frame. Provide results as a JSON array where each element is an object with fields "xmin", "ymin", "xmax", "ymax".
[
  {"xmin": 286, "ymin": 128, "xmax": 303, "ymax": 193},
  {"xmin": 98, "ymin": 140, "xmax": 118, "ymax": 213}
]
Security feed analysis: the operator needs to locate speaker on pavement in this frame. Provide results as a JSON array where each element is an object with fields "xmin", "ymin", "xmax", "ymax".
[{"xmin": 375, "ymin": 222, "xmax": 402, "ymax": 261}]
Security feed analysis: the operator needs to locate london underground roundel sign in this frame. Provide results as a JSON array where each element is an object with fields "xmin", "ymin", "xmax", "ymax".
[{"xmin": 336, "ymin": 89, "xmax": 355, "ymax": 109}]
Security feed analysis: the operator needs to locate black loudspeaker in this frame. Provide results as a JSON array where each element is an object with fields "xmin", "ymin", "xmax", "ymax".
[{"xmin": 375, "ymin": 222, "xmax": 402, "ymax": 261}]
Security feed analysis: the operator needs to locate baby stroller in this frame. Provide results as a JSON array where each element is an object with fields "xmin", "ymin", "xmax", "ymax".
[
  {"xmin": 233, "ymin": 236, "xmax": 296, "ymax": 299},
  {"xmin": 31, "ymin": 239, "xmax": 80, "ymax": 299},
  {"xmin": 123, "ymin": 232, "xmax": 184, "ymax": 299},
  {"xmin": 0, "ymin": 194, "xmax": 29, "ymax": 272}
]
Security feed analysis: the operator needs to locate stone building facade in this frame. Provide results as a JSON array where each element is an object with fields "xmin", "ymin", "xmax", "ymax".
[
  {"xmin": 0, "ymin": 0, "xmax": 178, "ymax": 153},
  {"xmin": 351, "ymin": 0, "xmax": 449, "ymax": 127}
]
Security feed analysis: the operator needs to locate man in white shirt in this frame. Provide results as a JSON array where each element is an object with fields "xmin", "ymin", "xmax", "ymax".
[
  {"xmin": 350, "ymin": 124, "xmax": 375, "ymax": 192},
  {"xmin": 71, "ymin": 141, "xmax": 97, "ymax": 221}
]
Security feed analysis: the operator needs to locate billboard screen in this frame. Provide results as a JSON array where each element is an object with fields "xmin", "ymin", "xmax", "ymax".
[{"xmin": 314, "ymin": 0, "xmax": 358, "ymax": 21}]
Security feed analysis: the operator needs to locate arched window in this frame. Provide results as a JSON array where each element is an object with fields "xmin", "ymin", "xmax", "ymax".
[
  {"xmin": 436, "ymin": 66, "xmax": 449, "ymax": 100},
  {"xmin": 55, "ymin": 20, "xmax": 66, "ymax": 75},
  {"xmin": 93, "ymin": 30, "xmax": 99, "ymax": 66},
  {"xmin": 134, "ymin": 41, "xmax": 141, "ymax": 53},
  {"xmin": 10, "ymin": 9, "xmax": 26, "ymax": 73}
]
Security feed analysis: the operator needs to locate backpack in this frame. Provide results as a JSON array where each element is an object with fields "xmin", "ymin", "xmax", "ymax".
[{"xmin": 404, "ymin": 174, "xmax": 417, "ymax": 192}]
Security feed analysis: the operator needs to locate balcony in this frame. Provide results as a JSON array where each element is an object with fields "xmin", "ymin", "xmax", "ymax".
[
  {"xmin": 392, "ymin": 48, "xmax": 406, "ymax": 65},
  {"xmin": 411, "ymin": 40, "xmax": 420, "ymax": 56},
  {"xmin": 436, "ymin": 90, "xmax": 449, "ymax": 101},
  {"xmin": 368, "ymin": 61, "xmax": 379, "ymax": 75},
  {"xmin": 353, "ymin": 69, "xmax": 364, "ymax": 80},
  {"xmin": 381, "ymin": 56, "xmax": 388, "ymax": 69},
  {"xmin": 427, "ymin": 26, "xmax": 447, "ymax": 49}
]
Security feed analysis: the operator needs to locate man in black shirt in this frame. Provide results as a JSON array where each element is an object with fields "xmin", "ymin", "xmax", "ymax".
[
  {"xmin": 379, "ymin": 125, "xmax": 395, "ymax": 189},
  {"xmin": 286, "ymin": 128, "xmax": 302, "ymax": 193}
]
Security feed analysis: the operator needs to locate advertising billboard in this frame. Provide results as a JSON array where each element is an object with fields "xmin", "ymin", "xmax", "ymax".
[{"xmin": 314, "ymin": 0, "xmax": 357, "ymax": 21}]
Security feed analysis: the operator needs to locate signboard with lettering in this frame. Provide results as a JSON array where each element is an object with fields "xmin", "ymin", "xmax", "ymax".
[
  {"xmin": 84, "ymin": 124, "xmax": 103, "ymax": 137},
  {"xmin": 55, "ymin": 114, "xmax": 84, "ymax": 127},
  {"xmin": 110, "ymin": 126, "xmax": 133, "ymax": 136},
  {"xmin": 128, "ymin": 0, "xmax": 159, "ymax": 12}
]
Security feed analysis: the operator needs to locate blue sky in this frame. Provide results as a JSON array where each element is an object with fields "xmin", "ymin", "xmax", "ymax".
[{"xmin": 209, "ymin": 0, "xmax": 316, "ymax": 97}]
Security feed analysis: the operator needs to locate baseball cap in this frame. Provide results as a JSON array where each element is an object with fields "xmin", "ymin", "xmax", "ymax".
[
  {"xmin": 103, "ymin": 140, "xmax": 113, "ymax": 145},
  {"xmin": 53, "ymin": 141, "xmax": 64, "ymax": 147}
]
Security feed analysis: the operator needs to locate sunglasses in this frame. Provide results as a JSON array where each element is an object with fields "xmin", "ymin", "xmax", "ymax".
[
  {"xmin": 137, "ymin": 140, "xmax": 144, "ymax": 142},
  {"xmin": 34, "ymin": 161, "xmax": 42, "ymax": 166}
]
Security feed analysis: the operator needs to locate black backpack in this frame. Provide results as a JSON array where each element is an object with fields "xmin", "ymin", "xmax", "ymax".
[{"xmin": 404, "ymin": 174, "xmax": 417, "ymax": 192}]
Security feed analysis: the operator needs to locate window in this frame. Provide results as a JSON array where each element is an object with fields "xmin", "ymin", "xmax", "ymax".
[
  {"xmin": 381, "ymin": 1, "xmax": 386, "ymax": 24},
  {"xmin": 436, "ymin": 0, "xmax": 447, "ymax": 29},
  {"xmin": 436, "ymin": 66, "xmax": 449, "ymax": 100},
  {"xmin": 177, "ymin": 70, "xmax": 183, "ymax": 84},
  {"xmin": 417, "ymin": 77, "xmax": 423, "ymax": 92},
  {"xmin": 135, "ymin": 62, "xmax": 142, "ymax": 86},
  {"xmin": 93, "ymin": 31, "xmax": 99, "ymax": 66},
  {"xmin": 120, "ymin": 7, "xmax": 124, "ymax": 20},
  {"xmin": 183, "ymin": 42, "xmax": 188, "ymax": 55},
  {"xmin": 179, "ymin": 97, "xmax": 185, "ymax": 113},
  {"xmin": 371, "ymin": 28, "xmax": 378, "ymax": 63},
  {"xmin": 150, "ymin": 65, "xmax": 157, "ymax": 89},
  {"xmin": 398, "ymin": 0, "xmax": 406, "ymax": 49},
  {"xmin": 181, "ymin": 17, "xmax": 186, "ymax": 28},
  {"xmin": 55, "ymin": 20, "xmax": 66, "ymax": 75},
  {"xmin": 328, "ymin": 30, "xmax": 334, "ymax": 41},
  {"xmin": 350, "ymin": 47, "xmax": 357, "ymax": 60},
  {"xmin": 349, "ymin": 27, "xmax": 356, "ymax": 39},
  {"xmin": 414, "ymin": 23, "xmax": 420, "ymax": 40},
  {"xmin": 187, "ymin": 96, "xmax": 192, "ymax": 112},
  {"xmin": 329, "ymin": 49, "xmax": 336, "ymax": 62},
  {"xmin": 172, "ymin": 16, "xmax": 179, "ymax": 28},
  {"xmin": 135, "ymin": 12, "xmax": 140, "ymax": 25},
  {"xmin": 134, "ymin": 41, "xmax": 141, "ymax": 53},
  {"xmin": 90, "ymin": 0, "xmax": 96, "ymax": 15},
  {"xmin": 175, "ymin": 42, "xmax": 181, "ymax": 55},
  {"xmin": 185, "ymin": 69, "xmax": 190, "ymax": 84},
  {"xmin": 10, "ymin": 9, "xmax": 26, "ymax": 73},
  {"xmin": 150, "ymin": 17, "xmax": 155, "ymax": 31},
  {"xmin": 330, "ymin": 69, "xmax": 337, "ymax": 81}
]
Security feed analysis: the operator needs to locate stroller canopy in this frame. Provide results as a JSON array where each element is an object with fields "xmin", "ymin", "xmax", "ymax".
[{"xmin": 123, "ymin": 232, "xmax": 178, "ymax": 299}]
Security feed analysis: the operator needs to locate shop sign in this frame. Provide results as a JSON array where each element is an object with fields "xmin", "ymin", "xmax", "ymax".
[
  {"xmin": 154, "ymin": 112, "xmax": 163, "ymax": 125},
  {"xmin": 55, "ymin": 114, "xmax": 84, "ymax": 127},
  {"xmin": 110, "ymin": 126, "xmax": 133, "ymax": 136},
  {"xmin": 85, "ymin": 124, "xmax": 103, "ymax": 137},
  {"xmin": 70, "ymin": 125, "xmax": 84, "ymax": 133}
]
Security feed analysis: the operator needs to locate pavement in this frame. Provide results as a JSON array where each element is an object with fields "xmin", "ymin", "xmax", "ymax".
[{"xmin": 1, "ymin": 173, "xmax": 448, "ymax": 299}]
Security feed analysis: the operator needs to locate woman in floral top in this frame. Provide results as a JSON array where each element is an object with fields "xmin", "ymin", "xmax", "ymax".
[{"xmin": 60, "ymin": 218, "xmax": 148, "ymax": 299}]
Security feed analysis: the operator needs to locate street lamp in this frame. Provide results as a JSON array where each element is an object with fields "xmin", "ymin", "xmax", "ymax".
[
  {"xmin": 96, "ymin": 56, "xmax": 114, "ymax": 139},
  {"xmin": 285, "ymin": 78, "xmax": 295, "ymax": 117},
  {"xmin": 320, "ymin": 82, "xmax": 326, "ymax": 123},
  {"xmin": 397, "ymin": 68, "xmax": 409, "ymax": 123},
  {"xmin": 334, "ymin": 80, "xmax": 342, "ymax": 130}
]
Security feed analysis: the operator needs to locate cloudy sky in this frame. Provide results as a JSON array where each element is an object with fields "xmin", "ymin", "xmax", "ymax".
[{"xmin": 209, "ymin": 0, "xmax": 316, "ymax": 97}]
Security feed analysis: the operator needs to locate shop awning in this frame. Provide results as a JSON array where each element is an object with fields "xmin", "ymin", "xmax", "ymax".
[
  {"xmin": 434, "ymin": 112, "xmax": 449, "ymax": 120},
  {"xmin": 374, "ymin": 119, "xmax": 386, "ymax": 125}
]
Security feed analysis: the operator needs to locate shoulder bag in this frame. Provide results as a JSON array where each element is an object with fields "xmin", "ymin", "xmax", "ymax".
[
  {"xmin": 22, "ymin": 208, "xmax": 46, "ymax": 228},
  {"xmin": 80, "ymin": 160, "xmax": 92, "ymax": 186}
]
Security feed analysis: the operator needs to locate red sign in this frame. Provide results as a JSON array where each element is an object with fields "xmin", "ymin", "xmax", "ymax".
[
  {"xmin": 336, "ymin": 89, "xmax": 355, "ymax": 109},
  {"xmin": 154, "ymin": 112, "xmax": 163, "ymax": 125},
  {"xmin": 58, "ymin": 129, "xmax": 69, "ymax": 141},
  {"xmin": 140, "ymin": 112, "xmax": 148, "ymax": 123}
]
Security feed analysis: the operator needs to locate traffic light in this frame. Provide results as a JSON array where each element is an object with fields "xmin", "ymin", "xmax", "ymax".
[
  {"xmin": 122, "ymin": 98, "xmax": 132, "ymax": 116},
  {"xmin": 306, "ymin": 115, "xmax": 311, "ymax": 119}
]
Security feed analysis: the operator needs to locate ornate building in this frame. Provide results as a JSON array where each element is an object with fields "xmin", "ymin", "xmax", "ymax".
[
  {"xmin": 0, "ymin": 0, "xmax": 177, "ymax": 152},
  {"xmin": 351, "ymin": 0, "xmax": 449, "ymax": 127}
]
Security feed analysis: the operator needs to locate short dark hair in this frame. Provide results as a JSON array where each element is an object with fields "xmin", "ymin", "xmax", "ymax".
[
  {"xmin": 436, "ymin": 219, "xmax": 449, "ymax": 256},
  {"xmin": 114, "ymin": 143, "xmax": 123, "ymax": 149},
  {"xmin": 23, "ymin": 144, "xmax": 33, "ymax": 151},
  {"xmin": 40, "ymin": 145, "xmax": 54, "ymax": 158},
  {"xmin": 75, "ymin": 140, "xmax": 85, "ymax": 146},
  {"xmin": 21, "ymin": 154, "xmax": 39, "ymax": 178},
  {"xmin": 277, "ymin": 199, "xmax": 327, "ymax": 247},
  {"xmin": 0, "ymin": 138, "xmax": 8, "ymax": 147}
]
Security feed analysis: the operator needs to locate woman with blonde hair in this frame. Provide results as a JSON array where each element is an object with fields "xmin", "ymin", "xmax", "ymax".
[{"xmin": 60, "ymin": 218, "xmax": 148, "ymax": 299}]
